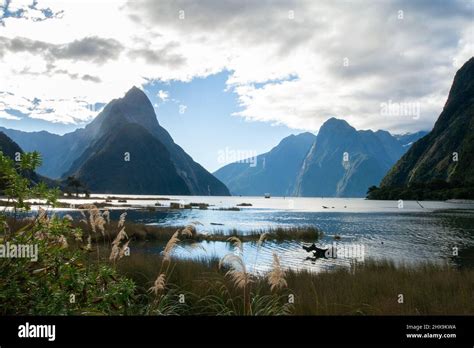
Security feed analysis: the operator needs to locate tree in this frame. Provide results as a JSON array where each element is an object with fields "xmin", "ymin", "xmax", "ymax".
[
  {"xmin": 0, "ymin": 151, "xmax": 58, "ymax": 212},
  {"xmin": 66, "ymin": 175, "xmax": 83, "ymax": 197}
]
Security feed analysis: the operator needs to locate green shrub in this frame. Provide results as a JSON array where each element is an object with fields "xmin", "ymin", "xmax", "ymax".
[{"xmin": 0, "ymin": 151, "xmax": 136, "ymax": 315}]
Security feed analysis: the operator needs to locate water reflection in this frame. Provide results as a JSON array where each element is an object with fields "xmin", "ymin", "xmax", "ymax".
[
  {"xmin": 123, "ymin": 207, "xmax": 474, "ymax": 273},
  {"xmin": 15, "ymin": 199, "xmax": 474, "ymax": 273}
]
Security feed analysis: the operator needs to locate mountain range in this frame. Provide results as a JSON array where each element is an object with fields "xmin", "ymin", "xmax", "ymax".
[
  {"xmin": 213, "ymin": 132, "xmax": 316, "ymax": 196},
  {"xmin": 1, "ymin": 87, "xmax": 230, "ymax": 195},
  {"xmin": 3, "ymin": 57, "xmax": 471, "ymax": 198},
  {"xmin": 214, "ymin": 119, "xmax": 427, "ymax": 197}
]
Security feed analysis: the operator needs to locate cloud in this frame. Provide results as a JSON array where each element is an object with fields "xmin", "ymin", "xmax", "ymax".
[
  {"xmin": 178, "ymin": 104, "xmax": 187, "ymax": 114},
  {"xmin": 0, "ymin": 36, "xmax": 123, "ymax": 64},
  {"xmin": 128, "ymin": 41, "xmax": 186, "ymax": 67},
  {"xmin": 2, "ymin": 0, "xmax": 63, "ymax": 23},
  {"xmin": 53, "ymin": 36, "xmax": 123, "ymax": 63},
  {"xmin": 124, "ymin": 0, "xmax": 472, "ymax": 133},
  {"xmin": 27, "ymin": 98, "xmax": 98, "ymax": 124},
  {"xmin": 0, "ymin": 91, "xmax": 34, "ymax": 114},
  {"xmin": 157, "ymin": 90, "xmax": 169, "ymax": 102},
  {"xmin": 81, "ymin": 74, "xmax": 101, "ymax": 83},
  {"xmin": 0, "ymin": 0, "xmax": 472, "ymax": 133},
  {"xmin": 0, "ymin": 111, "xmax": 21, "ymax": 120}
]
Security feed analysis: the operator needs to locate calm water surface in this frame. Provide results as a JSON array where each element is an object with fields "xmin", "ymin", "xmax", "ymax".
[{"xmin": 51, "ymin": 195, "xmax": 474, "ymax": 273}]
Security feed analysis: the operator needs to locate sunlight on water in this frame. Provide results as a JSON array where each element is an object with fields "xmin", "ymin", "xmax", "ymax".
[
  {"xmin": 28, "ymin": 196, "xmax": 474, "ymax": 273},
  {"xmin": 54, "ymin": 194, "xmax": 474, "ymax": 213},
  {"xmin": 83, "ymin": 196, "xmax": 474, "ymax": 273}
]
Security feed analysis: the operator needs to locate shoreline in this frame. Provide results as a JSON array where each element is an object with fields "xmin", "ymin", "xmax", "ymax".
[{"xmin": 3, "ymin": 195, "xmax": 474, "ymax": 214}]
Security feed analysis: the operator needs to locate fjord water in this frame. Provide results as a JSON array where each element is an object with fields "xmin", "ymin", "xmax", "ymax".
[{"xmin": 74, "ymin": 195, "xmax": 474, "ymax": 273}]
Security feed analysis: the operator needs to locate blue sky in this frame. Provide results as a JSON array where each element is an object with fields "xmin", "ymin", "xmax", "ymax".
[{"xmin": 142, "ymin": 72, "xmax": 306, "ymax": 172}]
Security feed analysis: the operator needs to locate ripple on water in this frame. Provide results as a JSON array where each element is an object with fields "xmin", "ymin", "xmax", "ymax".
[{"xmin": 28, "ymin": 200, "xmax": 474, "ymax": 273}]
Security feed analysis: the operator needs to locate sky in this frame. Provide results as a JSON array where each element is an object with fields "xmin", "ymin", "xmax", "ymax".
[{"xmin": 0, "ymin": 0, "xmax": 472, "ymax": 171}]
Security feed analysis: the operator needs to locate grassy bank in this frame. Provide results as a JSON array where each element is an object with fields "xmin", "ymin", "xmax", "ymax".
[
  {"xmin": 196, "ymin": 226, "xmax": 322, "ymax": 243},
  {"xmin": 4, "ymin": 215, "xmax": 322, "ymax": 244},
  {"xmin": 115, "ymin": 252, "xmax": 474, "ymax": 315},
  {"xmin": 65, "ymin": 217, "xmax": 323, "ymax": 243}
]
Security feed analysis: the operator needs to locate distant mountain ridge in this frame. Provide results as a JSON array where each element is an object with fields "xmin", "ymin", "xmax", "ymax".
[
  {"xmin": 1, "ymin": 87, "xmax": 230, "ymax": 195},
  {"xmin": 214, "ymin": 120, "xmax": 426, "ymax": 197},
  {"xmin": 293, "ymin": 118, "xmax": 425, "ymax": 197},
  {"xmin": 394, "ymin": 131, "xmax": 429, "ymax": 148},
  {"xmin": 214, "ymin": 132, "xmax": 316, "ymax": 196},
  {"xmin": 0, "ymin": 127, "xmax": 89, "ymax": 179}
]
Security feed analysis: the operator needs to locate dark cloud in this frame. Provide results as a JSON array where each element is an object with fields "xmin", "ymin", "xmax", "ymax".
[
  {"xmin": 53, "ymin": 37, "xmax": 123, "ymax": 63},
  {"xmin": 50, "ymin": 69, "xmax": 102, "ymax": 83},
  {"xmin": 1, "ymin": 36, "xmax": 49, "ymax": 55},
  {"xmin": 128, "ymin": 41, "xmax": 186, "ymax": 67},
  {"xmin": 81, "ymin": 74, "xmax": 102, "ymax": 83},
  {"xmin": 125, "ymin": 0, "xmax": 324, "ymax": 55},
  {"xmin": 0, "ymin": 36, "xmax": 123, "ymax": 64}
]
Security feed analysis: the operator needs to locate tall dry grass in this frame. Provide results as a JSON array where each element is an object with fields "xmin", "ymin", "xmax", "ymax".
[{"xmin": 114, "ymin": 250, "xmax": 474, "ymax": 315}]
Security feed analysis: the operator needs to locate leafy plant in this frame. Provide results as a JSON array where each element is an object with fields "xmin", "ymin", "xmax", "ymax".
[{"xmin": 0, "ymin": 151, "xmax": 136, "ymax": 315}]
